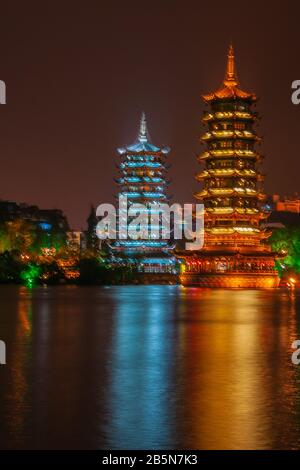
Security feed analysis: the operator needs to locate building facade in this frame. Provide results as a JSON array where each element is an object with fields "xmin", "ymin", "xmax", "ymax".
[{"xmin": 272, "ymin": 194, "xmax": 300, "ymax": 214}]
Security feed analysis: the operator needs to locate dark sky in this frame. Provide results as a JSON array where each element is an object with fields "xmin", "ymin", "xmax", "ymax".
[{"xmin": 0, "ymin": 0, "xmax": 299, "ymax": 229}]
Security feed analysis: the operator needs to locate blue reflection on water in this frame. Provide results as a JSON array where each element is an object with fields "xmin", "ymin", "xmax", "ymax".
[{"xmin": 106, "ymin": 285, "xmax": 179, "ymax": 449}]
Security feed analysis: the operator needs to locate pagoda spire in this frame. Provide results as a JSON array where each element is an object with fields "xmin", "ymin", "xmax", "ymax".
[
  {"xmin": 223, "ymin": 43, "xmax": 238, "ymax": 87},
  {"xmin": 138, "ymin": 112, "xmax": 148, "ymax": 142}
]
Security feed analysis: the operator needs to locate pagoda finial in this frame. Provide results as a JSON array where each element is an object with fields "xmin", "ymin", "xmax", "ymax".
[
  {"xmin": 139, "ymin": 112, "xmax": 147, "ymax": 142},
  {"xmin": 223, "ymin": 43, "xmax": 238, "ymax": 87}
]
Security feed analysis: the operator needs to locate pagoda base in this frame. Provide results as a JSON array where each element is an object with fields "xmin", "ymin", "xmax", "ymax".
[{"xmin": 180, "ymin": 272, "xmax": 279, "ymax": 288}]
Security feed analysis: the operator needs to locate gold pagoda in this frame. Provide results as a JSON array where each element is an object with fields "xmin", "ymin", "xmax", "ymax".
[{"xmin": 180, "ymin": 45, "xmax": 279, "ymax": 288}]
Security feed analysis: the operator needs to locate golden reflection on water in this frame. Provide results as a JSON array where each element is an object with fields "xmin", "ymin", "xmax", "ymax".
[
  {"xmin": 7, "ymin": 287, "xmax": 32, "ymax": 446},
  {"xmin": 178, "ymin": 289, "xmax": 299, "ymax": 449}
]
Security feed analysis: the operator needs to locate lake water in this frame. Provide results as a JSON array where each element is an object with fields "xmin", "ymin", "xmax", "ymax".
[{"xmin": 0, "ymin": 285, "xmax": 300, "ymax": 450}]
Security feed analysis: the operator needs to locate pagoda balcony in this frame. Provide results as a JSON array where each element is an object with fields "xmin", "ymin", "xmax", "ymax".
[
  {"xmin": 118, "ymin": 169, "xmax": 165, "ymax": 177},
  {"xmin": 195, "ymin": 188, "xmax": 265, "ymax": 198},
  {"xmin": 202, "ymin": 111, "xmax": 258, "ymax": 122},
  {"xmin": 198, "ymin": 150, "xmax": 262, "ymax": 160},
  {"xmin": 184, "ymin": 263, "xmax": 277, "ymax": 275},
  {"xmin": 118, "ymin": 191, "xmax": 168, "ymax": 199},
  {"xmin": 201, "ymin": 130, "xmax": 260, "ymax": 141},
  {"xmin": 196, "ymin": 169, "xmax": 263, "ymax": 179},
  {"xmin": 206, "ymin": 207, "xmax": 260, "ymax": 215},
  {"xmin": 204, "ymin": 230, "xmax": 270, "ymax": 244},
  {"xmin": 120, "ymin": 182, "xmax": 165, "ymax": 189},
  {"xmin": 124, "ymin": 177, "xmax": 168, "ymax": 184},
  {"xmin": 120, "ymin": 162, "xmax": 165, "ymax": 170},
  {"xmin": 205, "ymin": 226, "xmax": 261, "ymax": 235},
  {"xmin": 205, "ymin": 208, "xmax": 269, "ymax": 220}
]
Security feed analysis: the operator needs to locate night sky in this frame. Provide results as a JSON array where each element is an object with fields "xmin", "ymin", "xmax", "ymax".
[{"xmin": 0, "ymin": 1, "xmax": 299, "ymax": 229}]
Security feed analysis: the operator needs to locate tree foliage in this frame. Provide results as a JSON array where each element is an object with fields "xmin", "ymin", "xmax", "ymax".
[{"xmin": 270, "ymin": 227, "xmax": 300, "ymax": 275}]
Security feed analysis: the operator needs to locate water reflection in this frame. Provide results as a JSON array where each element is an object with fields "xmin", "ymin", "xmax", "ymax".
[
  {"xmin": 106, "ymin": 286, "xmax": 178, "ymax": 449},
  {"xmin": 0, "ymin": 286, "xmax": 299, "ymax": 449},
  {"xmin": 0, "ymin": 287, "xmax": 33, "ymax": 448},
  {"xmin": 176, "ymin": 289, "xmax": 300, "ymax": 449}
]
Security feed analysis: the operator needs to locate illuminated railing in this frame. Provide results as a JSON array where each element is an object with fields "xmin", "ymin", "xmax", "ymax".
[
  {"xmin": 203, "ymin": 111, "xmax": 254, "ymax": 121},
  {"xmin": 185, "ymin": 264, "xmax": 277, "ymax": 274},
  {"xmin": 201, "ymin": 130, "xmax": 257, "ymax": 141},
  {"xmin": 120, "ymin": 192, "xmax": 166, "ymax": 198},
  {"xmin": 196, "ymin": 169, "xmax": 258, "ymax": 178},
  {"xmin": 198, "ymin": 150, "xmax": 259, "ymax": 159},
  {"xmin": 121, "ymin": 162, "xmax": 163, "ymax": 168}
]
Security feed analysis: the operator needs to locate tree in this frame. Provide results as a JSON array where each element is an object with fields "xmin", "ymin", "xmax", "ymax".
[
  {"xmin": 3, "ymin": 219, "xmax": 34, "ymax": 253},
  {"xmin": 0, "ymin": 251, "xmax": 22, "ymax": 283},
  {"xmin": 85, "ymin": 205, "xmax": 99, "ymax": 253},
  {"xmin": 270, "ymin": 227, "xmax": 300, "ymax": 275}
]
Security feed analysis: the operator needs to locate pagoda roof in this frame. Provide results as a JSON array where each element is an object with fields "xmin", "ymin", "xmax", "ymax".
[
  {"xmin": 202, "ymin": 45, "xmax": 257, "ymax": 103},
  {"xmin": 118, "ymin": 113, "xmax": 170, "ymax": 154}
]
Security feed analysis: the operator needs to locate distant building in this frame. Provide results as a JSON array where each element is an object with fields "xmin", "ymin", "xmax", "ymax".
[
  {"xmin": 263, "ymin": 194, "xmax": 300, "ymax": 228},
  {"xmin": 271, "ymin": 194, "xmax": 300, "ymax": 214},
  {"xmin": 0, "ymin": 200, "xmax": 70, "ymax": 232},
  {"xmin": 67, "ymin": 231, "xmax": 84, "ymax": 252}
]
